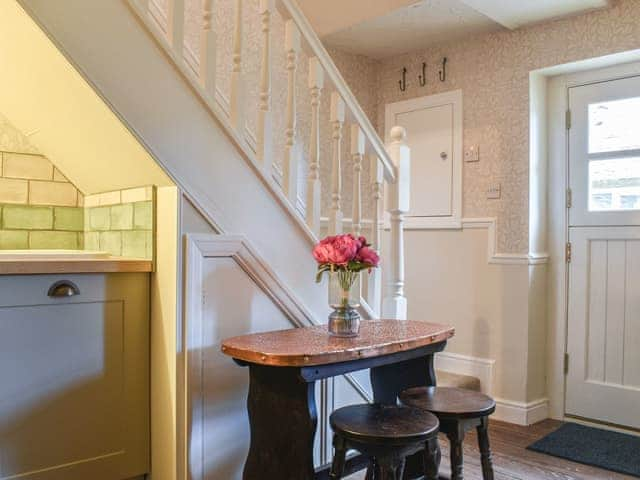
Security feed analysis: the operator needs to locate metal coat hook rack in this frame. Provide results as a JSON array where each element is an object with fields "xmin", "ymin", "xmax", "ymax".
[
  {"xmin": 399, "ymin": 67, "xmax": 407, "ymax": 92},
  {"xmin": 439, "ymin": 57, "xmax": 447, "ymax": 82},
  {"xmin": 418, "ymin": 62, "xmax": 426, "ymax": 87}
]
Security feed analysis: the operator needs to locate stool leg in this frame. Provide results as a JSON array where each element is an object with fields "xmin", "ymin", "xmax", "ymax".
[
  {"xmin": 365, "ymin": 458, "xmax": 378, "ymax": 480},
  {"xmin": 423, "ymin": 436, "xmax": 441, "ymax": 480},
  {"xmin": 446, "ymin": 426, "xmax": 465, "ymax": 480},
  {"xmin": 329, "ymin": 434, "xmax": 347, "ymax": 480},
  {"xmin": 476, "ymin": 417, "xmax": 494, "ymax": 480},
  {"xmin": 376, "ymin": 455, "xmax": 404, "ymax": 480}
]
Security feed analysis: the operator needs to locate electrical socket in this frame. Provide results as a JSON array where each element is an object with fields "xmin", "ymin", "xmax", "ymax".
[
  {"xmin": 464, "ymin": 145, "xmax": 480, "ymax": 162},
  {"xmin": 487, "ymin": 183, "xmax": 501, "ymax": 199}
]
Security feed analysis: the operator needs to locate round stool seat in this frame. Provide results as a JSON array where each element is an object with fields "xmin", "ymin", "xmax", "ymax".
[
  {"xmin": 400, "ymin": 386, "xmax": 496, "ymax": 419},
  {"xmin": 330, "ymin": 404, "xmax": 439, "ymax": 446}
]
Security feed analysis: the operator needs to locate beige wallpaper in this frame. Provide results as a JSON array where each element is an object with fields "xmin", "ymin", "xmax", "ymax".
[
  {"xmin": 375, "ymin": 0, "xmax": 640, "ymax": 253},
  {"xmin": 160, "ymin": 0, "xmax": 640, "ymax": 253}
]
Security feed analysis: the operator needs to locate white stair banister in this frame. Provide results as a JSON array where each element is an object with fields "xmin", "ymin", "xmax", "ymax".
[
  {"xmin": 382, "ymin": 126, "xmax": 411, "ymax": 320},
  {"xmin": 199, "ymin": 0, "xmax": 217, "ymax": 97},
  {"xmin": 229, "ymin": 0, "xmax": 245, "ymax": 131},
  {"xmin": 350, "ymin": 124, "xmax": 364, "ymax": 237},
  {"xmin": 306, "ymin": 56, "xmax": 324, "ymax": 236},
  {"xmin": 168, "ymin": 0, "xmax": 185, "ymax": 56},
  {"xmin": 256, "ymin": 0, "xmax": 274, "ymax": 171},
  {"xmin": 283, "ymin": 19, "xmax": 301, "ymax": 205},
  {"xmin": 328, "ymin": 92, "xmax": 345, "ymax": 235},
  {"xmin": 367, "ymin": 153, "xmax": 384, "ymax": 313}
]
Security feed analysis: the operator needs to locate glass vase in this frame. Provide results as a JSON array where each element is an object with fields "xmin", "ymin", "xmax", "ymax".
[{"xmin": 327, "ymin": 271, "xmax": 361, "ymax": 337}]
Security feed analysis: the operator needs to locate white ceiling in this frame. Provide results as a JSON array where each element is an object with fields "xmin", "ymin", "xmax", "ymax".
[{"xmin": 305, "ymin": 0, "xmax": 609, "ymax": 59}]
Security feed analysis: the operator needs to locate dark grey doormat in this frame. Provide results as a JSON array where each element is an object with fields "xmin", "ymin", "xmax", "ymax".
[{"xmin": 527, "ymin": 422, "xmax": 640, "ymax": 477}]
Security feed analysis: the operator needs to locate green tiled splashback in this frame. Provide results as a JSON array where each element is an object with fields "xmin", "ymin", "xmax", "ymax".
[
  {"xmin": 84, "ymin": 201, "xmax": 153, "ymax": 259},
  {"xmin": 0, "ymin": 199, "xmax": 154, "ymax": 258},
  {"xmin": 0, "ymin": 204, "xmax": 84, "ymax": 249}
]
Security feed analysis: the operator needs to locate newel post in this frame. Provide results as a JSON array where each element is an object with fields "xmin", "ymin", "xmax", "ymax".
[{"xmin": 382, "ymin": 126, "xmax": 410, "ymax": 320}]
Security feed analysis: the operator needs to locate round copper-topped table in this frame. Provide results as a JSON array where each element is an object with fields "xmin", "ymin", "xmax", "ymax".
[{"xmin": 222, "ymin": 319, "xmax": 455, "ymax": 479}]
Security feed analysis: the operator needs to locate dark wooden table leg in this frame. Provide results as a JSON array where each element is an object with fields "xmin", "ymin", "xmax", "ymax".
[
  {"xmin": 370, "ymin": 353, "xmax": 437, "ymax": 480},
  {"xmin": 243, "ymin": 364, "xmax": 317, "ymax": 479}
]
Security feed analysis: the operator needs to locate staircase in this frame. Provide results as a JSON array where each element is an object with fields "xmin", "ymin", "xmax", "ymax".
[
  {"xmin": 120, "ymin": 0, "xmax": 412, "ymax": 319},
  {"xmin": 16, "ymin": 0, "xmax": 413, "ymax": 476}
]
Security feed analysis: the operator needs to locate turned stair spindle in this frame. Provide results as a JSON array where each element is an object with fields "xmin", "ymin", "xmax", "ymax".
[
  {"xmin": 306, "ymin": 57, "xmax": 324, "ymax": 236},
  {"xmin": 329, "ymin": 92, "xmax": 345, "ymax": 235},
  {"xmin": 256, "ymin": 0, "xmax": 274, "ymax": 172},
  {"xmin": 168, "ymin": 0, "xmax": 185, "ymax": 57},
  {"xmin": 283, "ymin": 20, "xmax": 301, "ymax": 205},
  {"xmin": 229, "ymin": 0, "xmax": 245, "ymax": 131},
  {"xmin": 367, "ymin": 154, "xmax": 384, "ymax": 313},
  {"xmin": 199, "ymin": 0, "xmax": 217, "ymax": 97},
  {"xmin": 350, "ymin": 125, "xmax": 365, "ymax": 237}
]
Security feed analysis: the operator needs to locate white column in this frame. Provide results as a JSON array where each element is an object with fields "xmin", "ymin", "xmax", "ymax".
[
  {"xmin": 367, "ymin": 154, "xmax": 384, "ymax": 313},
  {"xmin": 168, "ymin": 0, "xmax": 185, "ymax": 56},
  {"xmin": 283, "ymin": 20, "xmax": 301, "ymax": 205},
  {"xmin": 199, "ymin": 0, "xmax": 217, "ymax": 98},
  {"xmin": 256, "ymin": 0, "xmax": 274, "ymax": 172},
  {"xmin": 328, "ymin": 92, "xmax": 345, "ymax": 235},
  {"xmin": 229, "ymin": 0, "xmax": 245, "ymax": 131},
  {"xmin": 306, "ymin": 57, "xmax": 324, "ymax": 236},
  {"xmin": 382, "ymin": 126, "xmax": 410, "ymax": 320},
  {"xmin": 350, "ymin": 124, "xmax": 365, "ymax": 236}
]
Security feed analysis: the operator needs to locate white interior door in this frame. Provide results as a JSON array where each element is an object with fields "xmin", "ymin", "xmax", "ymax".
[
  {"xmin": 566, "ymin": 75, "xmax": 640, "ymax": 429},
  {"xmin": 385, "ymin": 90, "xmax": 462, "ymax": 228}
]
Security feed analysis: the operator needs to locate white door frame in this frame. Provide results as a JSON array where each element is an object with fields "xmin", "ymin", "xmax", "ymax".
[
  {"xmin": 384, "ymin": 89, "xmax": 463, "ymax": 229},
  {"xmin": 546, "ymin": 60, "xmax": 640, "ymax": 421}
]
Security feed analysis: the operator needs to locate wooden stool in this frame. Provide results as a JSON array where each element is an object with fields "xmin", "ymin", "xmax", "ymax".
[
  {"xmin": 329, "ymin": 404, "xmax": 440, "ymax": 480},
  {"xmin": 399, "ymin": 387, "xmax": 496, "ymax": 480}
]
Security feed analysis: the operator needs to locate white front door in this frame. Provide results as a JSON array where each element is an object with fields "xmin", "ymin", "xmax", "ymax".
[{"xmin": 566, "ymin": 75, "xmax": 640, "ymax": 429}]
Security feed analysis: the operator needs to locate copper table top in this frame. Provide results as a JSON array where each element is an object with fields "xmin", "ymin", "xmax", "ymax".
[{"xmin": 221, "ymin": 319, "xmax": 455, "ymax": 367}]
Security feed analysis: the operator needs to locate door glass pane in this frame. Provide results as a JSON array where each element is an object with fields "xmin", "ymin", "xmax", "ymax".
[
  {"xmin": 589, "ymin": 157, "xmax": 640, "ymax": 211},
  {"xmin": 589, "ymin": 96, "xmax": 640, "ymax": 154}
]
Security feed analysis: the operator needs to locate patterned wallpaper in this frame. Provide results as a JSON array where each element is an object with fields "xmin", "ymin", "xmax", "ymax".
[
  {"xmin": 375, "ymin": 0, "xmax": 640, "ymax": 253},
  {"xmin": 160, "ymin": 0, "xmax": 640, "ymax": 253},
  {"xmin": 166, "ymin": 0, "xmax": 381, "ymax": 222}
]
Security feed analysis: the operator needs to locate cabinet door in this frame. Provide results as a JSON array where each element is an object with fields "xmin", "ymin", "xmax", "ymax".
[{"xmin": 0, "ymin": 274, "xmax": 149, "ymax": 480}]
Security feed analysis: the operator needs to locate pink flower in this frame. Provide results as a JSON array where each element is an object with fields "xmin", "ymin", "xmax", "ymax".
[
  {"xmin": 355, "ymin": 246, "xmax": 380, "ymax": 268},
  {"xmin": 312, "ymin": 234, "xmax": 360, "ymax": 266},
  {"xmin": 328, "ymin": 234, "xmax": 360, "ymax": 265},
  {"xmin": 312, "ymin": 242, "xmax": 334, "ymax": 264}
]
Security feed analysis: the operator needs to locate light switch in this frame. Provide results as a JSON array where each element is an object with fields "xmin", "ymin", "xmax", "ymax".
[
  {"xmin": 464, "ymin": 145, "xmax": 480, "ymax": 162},
  {"xmin": 487, "ymin": 183, "xmax": 501, "ymax": 199}
]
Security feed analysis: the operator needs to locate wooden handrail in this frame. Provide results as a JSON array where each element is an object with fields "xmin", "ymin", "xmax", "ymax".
[{"xmin": 277, "ymin": 0, "xmax": 397, "ymax": 183}]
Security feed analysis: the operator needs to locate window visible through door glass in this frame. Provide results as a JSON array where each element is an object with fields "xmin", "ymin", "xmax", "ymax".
[
  {"xmin": 589, "ymin": 157, "xmax": 640, "ymax": 211},
  {"xmin": 589, "ymin": 97, "xmax": 640, "ymax": 153},
  {"xmin": 587, "ymin": 96, "xmax": 640, "ymax": 212}
]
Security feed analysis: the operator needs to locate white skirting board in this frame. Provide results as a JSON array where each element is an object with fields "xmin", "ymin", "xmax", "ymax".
[
  {"xmin": 493, "ymin": 398, "xmax": 550, "ymax": 426},
  {"xmin": 435, "ymin": 352, "xmax": 549, "ymax": 426}
]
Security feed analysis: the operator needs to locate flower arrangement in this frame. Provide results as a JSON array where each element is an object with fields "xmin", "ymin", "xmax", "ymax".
[{"xmin": 312, "ymin": 234, "xmax": 380, "ymax": 305}]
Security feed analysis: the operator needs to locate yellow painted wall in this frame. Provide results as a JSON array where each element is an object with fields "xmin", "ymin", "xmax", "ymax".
[{"xmin": 0, "ymin": 1, "xmax": 172, "ymax": 195}]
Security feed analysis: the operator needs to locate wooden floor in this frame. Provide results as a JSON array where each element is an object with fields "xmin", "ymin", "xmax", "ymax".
[{"xmin": 347, "ymin": 419, "xmax": 635, "ymax": 479}]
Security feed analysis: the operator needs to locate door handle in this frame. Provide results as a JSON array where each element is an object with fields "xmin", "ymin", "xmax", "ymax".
[
  {"xmin": 47, "ymin": 280, "xmax": 80, "ymax": 298},
  {"xmin": 440, "ymin": 152, "xmax": 448, "ymax": 160}
]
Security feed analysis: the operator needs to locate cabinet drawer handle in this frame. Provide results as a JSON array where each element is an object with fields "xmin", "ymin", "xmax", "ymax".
[{"xmin": 47, "ymin": 280, "xmax": 80, "ymax": 298}]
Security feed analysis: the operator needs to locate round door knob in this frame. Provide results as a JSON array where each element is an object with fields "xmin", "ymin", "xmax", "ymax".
[{"xmin": 440, "ymin": 152, "xmax": 448, "ymax": 160}]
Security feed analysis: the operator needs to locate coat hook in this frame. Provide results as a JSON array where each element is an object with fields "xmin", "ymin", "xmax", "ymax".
[
  {"xmin": 438, "ymin": 57, "xmax": 447, "ymax": 82},
  {"xmin": 399, "ymin": 67, "xmax": 407, "ymax": 92},
  {"xmin": 418, "ymin": 62, "xmax": 426, "ymax": 87}
]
